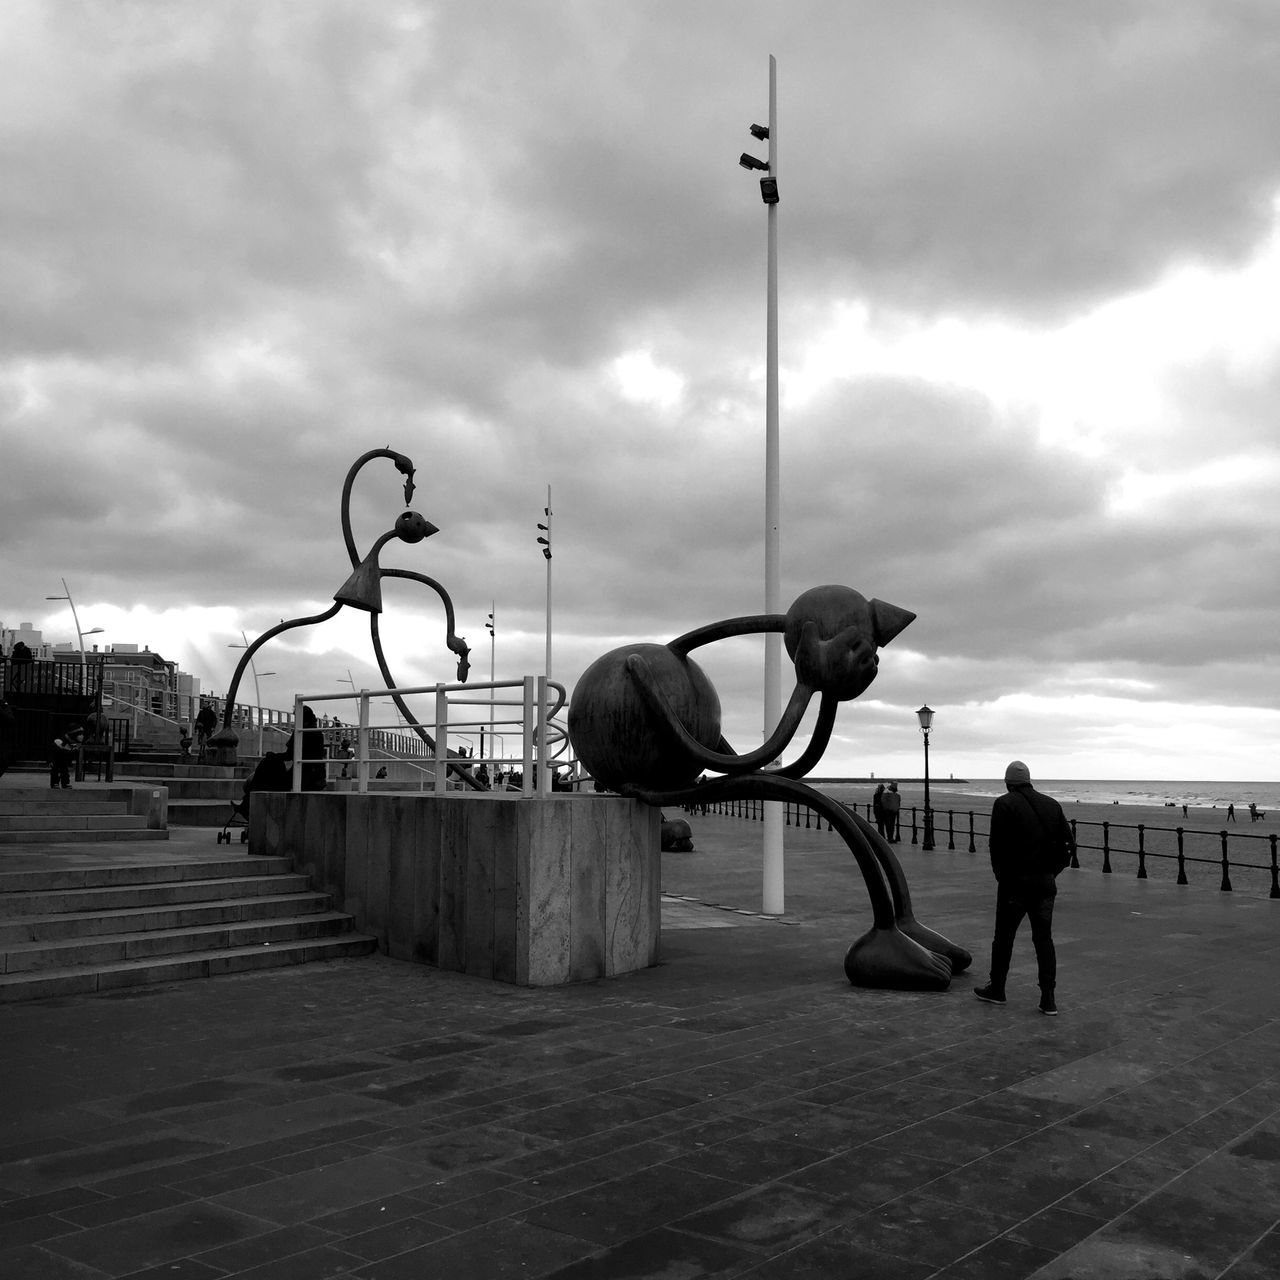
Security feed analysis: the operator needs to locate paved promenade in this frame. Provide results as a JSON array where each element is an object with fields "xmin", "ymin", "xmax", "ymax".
[{"xmin": 2, "ymin": 809, "xmax": 1279, "ymax": 1278}]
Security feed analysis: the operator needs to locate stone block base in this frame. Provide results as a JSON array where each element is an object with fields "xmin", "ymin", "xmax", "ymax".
[{"xmin": 249, "ymin": 792, "xmax": 660, "ymax": 985}]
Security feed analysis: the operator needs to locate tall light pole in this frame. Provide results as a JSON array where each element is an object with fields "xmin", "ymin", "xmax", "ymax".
[
  {"xmin": 227, "ymin": 633, "xmax": 275, "ymax": 754},
  {"xmin": 740, "ymin": 55, "xmax": 783, "ymax": 914},
  {"xmin": 485, "ymin": 605, "xmax": 495, "ymax": 766},
  {"xmin": 536, "ymin": 488, "xmax": 552, "ymax": 682},
  {"xmin": 916, "ymin": 705, "xmax": 935, "ymax": 851},
  {"xmin": 45, "ymin": 578, "xmax": 104, "ymax": 688}
]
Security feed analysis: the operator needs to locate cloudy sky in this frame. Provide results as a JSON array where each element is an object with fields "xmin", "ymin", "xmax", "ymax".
[{"xmin": 3, "ymin": 0, "xmax": 1278, "ymax": 782}]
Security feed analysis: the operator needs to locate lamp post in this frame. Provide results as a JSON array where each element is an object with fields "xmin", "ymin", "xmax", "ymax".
[
  {"xmin": 740, "ymin": 55, "xmax": 783, "ymax": 914},
  {"xmin": 227, "ymin": 633, "xmax": 275, "ymax": 755},
  {"xmin": 916, "ymin": 705, "xmax": 935, "ymax": 851},
  {"xmin": 45, "ymin": 578, "xmax": 104, "ymax": 688}
]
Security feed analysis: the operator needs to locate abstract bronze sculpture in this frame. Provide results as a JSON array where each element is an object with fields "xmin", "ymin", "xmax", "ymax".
[
  {"xmin": 568, "ymin": 584, "xmax": 971, "ymax": 990},
  {"xmin": 212, "ymin": 448, "xmax": 482, "ymax": 788}
]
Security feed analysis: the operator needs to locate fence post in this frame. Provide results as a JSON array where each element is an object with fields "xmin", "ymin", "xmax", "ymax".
[
  {"xmin": 910, "ymin": 807, "xmax": 919, "ymax": 846},
  {"xmin": 968, "ymin": 812, "xmax": 976, "ymax": 853},
  {"xmin": 1269, "ymin": 834, "xmax": 1279, "ymax": 900},
  {"xmin": 1069, "ymin": 819, "xmax": 1080, "ymax": 868},
  {"xmin": 1176, "ymin": 828, "xmax": 1188, "ymax": 884},
  {"xmin": 947, "ymin": 810, "xmax": 956, "ymax": 851},
  {"xmin": 1101, "ymin": 822, "xmax": 1112, "ymax": 873},
  {"xmin": 1136, "ymin": 825, "xmax": 1147, "ymax": 879},
  {"xmin": 357, "ymin": 690, "xmax": 370, "ymax": 794},
  {"xmin": 1219, "ymin": 831, "xmax": 1232, "ymax": 892},
  {"xmin": 521, "ymin": 676, "xmax": 536, "ymax": 797},
  {"xmin": 433, "ymin": 684, "xmax": 448, "ymax": 795}
]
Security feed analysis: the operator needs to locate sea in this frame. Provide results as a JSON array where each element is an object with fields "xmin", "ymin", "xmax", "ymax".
[{"xmin": 816, "ymin": 780, "xmax": 1278, "ymax": 812}]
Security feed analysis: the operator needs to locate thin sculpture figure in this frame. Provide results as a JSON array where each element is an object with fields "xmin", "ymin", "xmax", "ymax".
[
  {"xmin": 211, "ymin": 448, "xmax": 483, "ymax": 788},
  {"xmin": 568, "ymin": 584, "xmax": 971, "ymax": 990}
]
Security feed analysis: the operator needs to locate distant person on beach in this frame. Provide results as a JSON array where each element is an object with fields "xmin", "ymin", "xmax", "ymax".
[
  {"xmin": 975, "ymin": 760, "xmax": 1075, "ymax": 1017},
  {"xmin": 873, "ymin": 783, "xmax": 887, "ymax": 837},
  {"xmin": 1227, "ymin": 803, "xmax": 1236, "ymax": 822},
  {"xmin": 882, "ymin": 781, "xmax": 901, "ymax": 843}
]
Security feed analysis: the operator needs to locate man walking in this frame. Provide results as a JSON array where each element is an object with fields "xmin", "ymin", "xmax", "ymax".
[{"xmin": 975, "ymin": 760, "xmax": 1074, "ymax": 1015}]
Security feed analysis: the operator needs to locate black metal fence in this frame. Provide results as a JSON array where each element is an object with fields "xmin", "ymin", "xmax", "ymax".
[{"xmin": 694, "ymin": 798, "xmax": 1280, "ymax": 899}]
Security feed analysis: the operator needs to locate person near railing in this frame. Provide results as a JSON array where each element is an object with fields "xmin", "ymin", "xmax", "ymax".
[{"xmin": 975, "ymin": 760, "xmax": 1075, "ymax": 1016}]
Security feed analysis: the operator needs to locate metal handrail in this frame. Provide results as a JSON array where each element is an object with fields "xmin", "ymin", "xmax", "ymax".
[{"xmin": 288, "ymin": 676, "xmax": 578, "ymax": 798}]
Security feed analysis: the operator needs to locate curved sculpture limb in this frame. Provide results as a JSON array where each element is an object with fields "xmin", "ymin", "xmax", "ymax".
[
  {"xmin": 846, "ymin": 809, "xmax": 973, "ymax": 974},
  {"xmin": 341, "ymin": 448, "xmax": 416, "ymax": 568},
  {"xmin": 626, "ymin": 652, "xmax": 814, "ymax": 775},
  {"xmin": 766, "ymin": 692, "xmax": 839, "ymax": 780},
  {"xmin": 668, "ymin": 614, "xmax": 784, "ymax": 657},
  {"xmin": 623, "ymin": 772, "xmax": 952, "ymax": 990},
  {"xmin": 220, "ymin": 602, "xmax": 344, "ymax": 733},
  {"xmin": 379, "ymin": 568, "xmax": 471, "ymax": 682}
]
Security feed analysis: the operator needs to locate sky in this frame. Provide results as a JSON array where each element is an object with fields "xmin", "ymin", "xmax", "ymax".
[{"xmin": 2, "ymin": 0, "xmax": 1279, "ymax": 782}]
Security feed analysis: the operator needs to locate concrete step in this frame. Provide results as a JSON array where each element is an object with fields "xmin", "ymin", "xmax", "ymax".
[
  {"xmin": 120, "ymin": 763, "xmax": 243, "ymax": 780},
  {"xmin": 0, "ymin": 812, "xmax": 148, "ymax": 833},
  {"xmin": 0, "ymin": 856, "xmax": 294, "ymax": 894},
  {"xmin": 0, "ymin": 909, "xmax": 356, "ymax": 971},
  {"xmin": 0, "ymin": 827, "xmax": 170, "ymax": 845},
  {"xmin": 1, "ymin": 911, "xmax": 360, "ymax": 972},
  {"xmin": 166, "ymin": 798, "xmax": 242, "ymax": 827},
  {"xmin": 0, "ymin": 797, "xmax": 136, "ymax": 816},
  {"xmin": 0, "ymin": 873, "xmax": 314, "ymax": 916},
  {"xmin": 0, "ymin": 933, "xmax": 379, "ymax": 1002},
  {"xmin": 0, "ymin": 890, "xmax": 333, "ymax": 944}
]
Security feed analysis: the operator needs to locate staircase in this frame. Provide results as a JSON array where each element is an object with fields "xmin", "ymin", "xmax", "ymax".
[
  {"xmin": 0, "ymin": 855, "xmax": 378, "ymax": 1002},
  {"xmin": 121, "ymin": 761, "xmax": 246, "ymax": 828},
  {"xmin": 0, "ymin": 786, "xmax": 168, "ymax": 845}
]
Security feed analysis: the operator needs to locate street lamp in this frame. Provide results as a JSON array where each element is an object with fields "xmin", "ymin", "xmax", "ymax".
[
  {"xmin": 45, "ymin": 577, "xmax": 104, "ymax": 686},
  {"xmin": 741, "ymin": 55, "xmax": 784, "ymax": 915},
  {"xmin": 916, "ymin": 705, "xmax": 935, "ymax": 851},
  {"xmin": 227, "ymin": 633, "xmax": 275, "ymax": 754}
]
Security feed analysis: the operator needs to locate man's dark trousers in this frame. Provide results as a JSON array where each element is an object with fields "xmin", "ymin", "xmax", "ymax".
[{"xmin": 989, "ymin": 875, "xmax": 1056, "ymax": 995}]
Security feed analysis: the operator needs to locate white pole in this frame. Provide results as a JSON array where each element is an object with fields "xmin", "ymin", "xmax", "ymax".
[
  {"xmin": 761, "ymin": 54, "xmax": 785, "ymax": 915},
  {"xmin": 489, "ymin": 601, "xmax": 496, "ymax": 765},
  {"xmin": 544, "ymin": 486, "xmax": 553, "ymax": 683}
]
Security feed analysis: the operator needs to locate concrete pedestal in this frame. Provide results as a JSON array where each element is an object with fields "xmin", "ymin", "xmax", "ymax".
[{"xmin": 249, "ymin": 791, "xmax": 661, "ymax": 986}]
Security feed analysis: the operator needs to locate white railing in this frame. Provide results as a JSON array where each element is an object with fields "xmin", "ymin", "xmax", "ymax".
[{"xmin": 289, "ymin": 676, "xmax": 577, "ymax": 797}]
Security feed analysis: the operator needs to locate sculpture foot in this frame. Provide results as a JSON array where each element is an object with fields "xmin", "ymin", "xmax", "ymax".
[
  {"xmin": 897, "ymin": 915, "xmax": 973, "ymax": 974},
  {"xmin": 843, "ymin": 925, "xmax": 953, "ymax": 991}
]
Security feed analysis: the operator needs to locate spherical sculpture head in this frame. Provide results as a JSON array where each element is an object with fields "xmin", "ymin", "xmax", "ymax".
[
  {"xmin": 568, "ymin": 644, "xmax": 721, "ymax": 792},
  {"xmin": 395, "ymin": 510, "xmax": 437, "ymax": 544}
]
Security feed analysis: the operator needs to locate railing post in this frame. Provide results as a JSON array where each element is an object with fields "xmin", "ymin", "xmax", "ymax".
[
  {"xmin": 1176, "ymin": 827, "xmax": 1188, "ymax": 884},
  {"xmin": 947, "ymin": 810, "xmax": 956, "ymax": 851},
  {"xmin": 1102, "ymin": 822, "xmax": 1112, "ymax": 873},
  {"xmin": 1219, "ymin": 831, "xmax": 1232, "ymax": 892},
  {"xmin": 537, "ymin": 676, "xmax": 551, "ymax": 795},
  {"xmin": 1069, "ymin": 819, "xmax": 1080, "ymax": 868},
  {"xmin": 433, "ymin": 683, "xmax": 448, "ymax": 794},
  {"xmin": 291, "ymin": 695, "xmax": 304, "ymax": 792},
  {"xmin": 1136, "ymin": 824, "xmax": 1147, "ymax": 879},
  {"xmin": 521, "ymin": 676, "xmax": 536, "ymax": 797},
  {"xmin": 967, "ymin": 812, "xmax": 976, "ymax": 853},
  {"xmin": 357, "ymin": 690, "xmax": 370, "ymax": 794},
  {"xmin": 910, "ymin": 806, "xmax": 919, "ymax": 846},
  {"xmin": 1269, "ymin": 834, "xmax": 1279, "ymax": 900}
]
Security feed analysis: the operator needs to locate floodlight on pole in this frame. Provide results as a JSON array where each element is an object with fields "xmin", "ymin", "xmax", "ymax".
[{"xmin": 739, "ymin": 55, "xmax": 784, "ymax": 915}]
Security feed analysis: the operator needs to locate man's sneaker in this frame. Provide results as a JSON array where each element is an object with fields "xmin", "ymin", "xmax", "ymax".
[
  {"xmin": 974, "ymin": 985, "xmax": 1006, "ymax": 1005},
  {"xmin": 1039, "ymin": 995, "xmax": 1058, "ymax": 1016}
]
